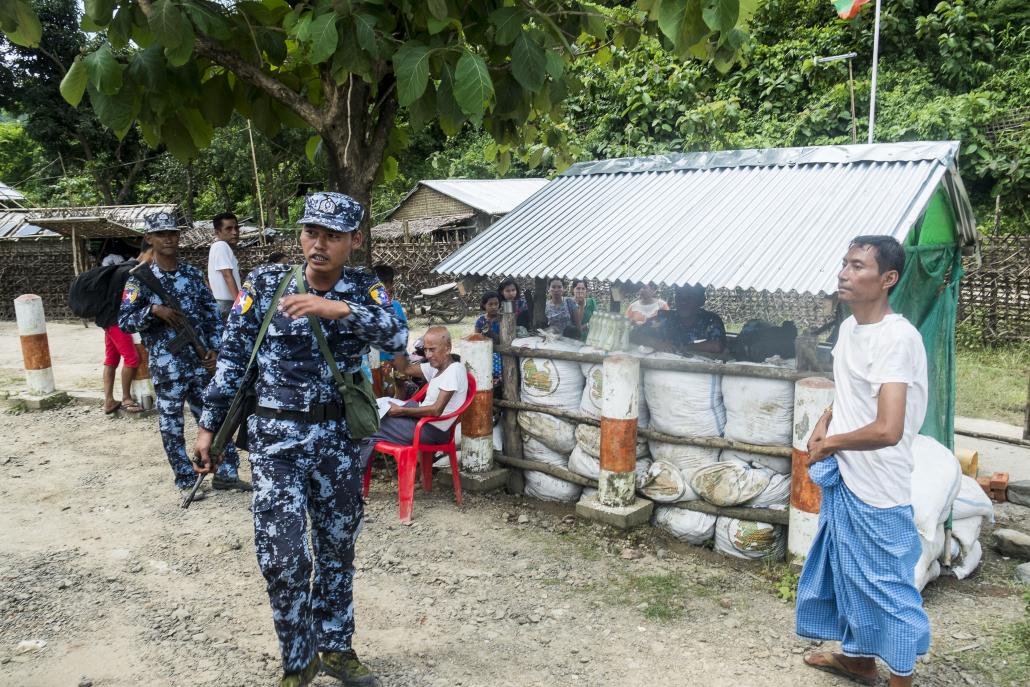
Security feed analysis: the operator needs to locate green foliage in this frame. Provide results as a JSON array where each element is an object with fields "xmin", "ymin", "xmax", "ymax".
[{"xmin": 0, "ymin": 120, "xmax": 46, "ymax": 200}]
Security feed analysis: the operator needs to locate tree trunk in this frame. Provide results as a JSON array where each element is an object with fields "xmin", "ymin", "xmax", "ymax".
[{"xmin": 322, "ymin": 134, "xmax": 378, "ymax": 268}]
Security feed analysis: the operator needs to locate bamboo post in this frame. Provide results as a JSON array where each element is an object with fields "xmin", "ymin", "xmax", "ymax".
[
  {"xmin": 788, "ymin": 376, "xmax": 835, "ymax": 564},
  {"xmin": 500, "ymin": 299, "xmax": 524, "ymax": 493}
]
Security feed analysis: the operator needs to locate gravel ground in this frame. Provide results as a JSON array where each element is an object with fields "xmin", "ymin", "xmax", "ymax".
[{"xmin": 0, "ymin": 401, "xmax": 1027, "ymax": 687}]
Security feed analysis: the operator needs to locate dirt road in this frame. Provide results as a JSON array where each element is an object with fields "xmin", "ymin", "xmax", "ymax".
[{"xmin": 0, "ymin": 400, "xmax": 1026, "ymax": 687}]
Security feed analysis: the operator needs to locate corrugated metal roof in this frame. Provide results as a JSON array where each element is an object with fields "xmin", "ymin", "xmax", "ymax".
[
  {"xmin": 0, "ymin": 210, "xmax": 55, "ymax": 239},
  {"xmin": 0, "ymin": 181, "xmax": 26, "ymax": 203},
  {"xmin": 27, "ymin": 204, "xmax": 178, "ymax": 239},
  {"xmin": 416, "ymin": 178, "xmax": 549, "ymax": 215},
  {"xmin": 434, "ymin": 142, "xmax": 976, "ymax": 295}
]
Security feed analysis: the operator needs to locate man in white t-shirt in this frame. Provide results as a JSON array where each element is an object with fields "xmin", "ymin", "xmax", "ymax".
[
  {"xmin": 795, "ymin": 236, "xmax": 930, "ymax": 687},
  {"xmin": 359, "ymin": 326, "xmax": 468, "ymax": 470},
  {"xmin": 207, "ymin": 212, "xmax": 241, "ymax": 320}
]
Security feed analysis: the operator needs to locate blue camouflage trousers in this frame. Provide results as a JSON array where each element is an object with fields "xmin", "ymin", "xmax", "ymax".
[
  {"xmin": 154, "ymin": 376, "xmax": 240, "ymax": 489},
  {"xmin": 248, "ymin": 415, "xmax": 364, "ymax": 674}
]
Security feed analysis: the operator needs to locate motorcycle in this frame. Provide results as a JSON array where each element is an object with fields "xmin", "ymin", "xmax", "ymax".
[{"xmin": 404, "ymin": 281, "xmax": 468, "ymax": 324}]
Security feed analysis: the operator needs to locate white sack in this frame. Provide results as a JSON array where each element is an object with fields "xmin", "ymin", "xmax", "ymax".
[
  {"xmin": 639, "ymin": 460, "xmax": 687, "ymax": 503},
  {"xmin": 690, "ymin": 461, "xmax": 772, "ymax": 507},
  {"xmin": 653, "ymin": 506, "xmax": 717, "ymax": 545},
  {"xmin": 949, "ymin": 540, "xmax": 982, "ymax": 580},
  {"xmin": 514, "ymin": 336, "xmax": 585, "ymax": 411},
  {"xmin": 915, "ymin": 524, "xmax": 946, "ymax": 591},
  {"xmin": 634, "ymin": 456, "xmax": 653, "ymax": 490},
  {"xmin": 911, "ymin": 435, "xmax": 962, "ymax": 540},
  {"xmin": 750, "ymin": 454, "xmax": 792, "ymax": 475},
  {"xmin": 744, "ymin": 472, "xmax": 791, "ymax": 510},
  {"xmin": 950, "ymin": 516, "xmax": 983, "ymax": 555},
  {"xmin": 721, "ymin": 364, "xmax": 794, "ymax": 446},
  {"xmin": 952, "ymin": 475, "xmax": 994, "ymax": 522},
  {"xmin": 714, "ymin": 516, "xmax": 786, "ymax": 561},
  {"xmin": 518, "ymin": 411, "xmax": 577, "ymax": 454},
  {"xmin": 917, "ymin": 560, "xmax": 942, "ymax": 591},
  {"xmin": 575, "ymin": 423, "xmax": 649, "ymax": 460},
  {"xmin": 522, "ymin": 435, "xmax": 570, "ymax": 467},
  {"xmin": 642, "ymin": 353, "xmax": 725, "ymax": 437},
  {"xmin": 567, "ymin": 445, "xmax": 599, "ymax": 481},
  {"xmin": 524, "ymin": 470, "xmax": 582, "ymax": 503}
]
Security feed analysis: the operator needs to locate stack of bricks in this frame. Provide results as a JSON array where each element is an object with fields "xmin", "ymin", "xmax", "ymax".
[{"xmin": 977, "ymin": 472, "xmax": 1010, "ymax": 502}]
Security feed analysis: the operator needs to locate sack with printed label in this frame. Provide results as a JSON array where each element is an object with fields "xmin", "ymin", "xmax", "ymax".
[
  {"xmin": 690, "ymin": 461, "xmax": 771, "ymax": 507},
  {"xmin": 514, "ymin": 336, "xmax": 585, "ymax": 411},
  {"xmin": 518, "ymin": 411, "xmax": 577, "ymax": 454},
  {"xmin": 575, "ymin": 424, "xmax": 649, "ymax": 460},
  {"xmin": 642, "ymin": 353, "xmax": 725, "ymax": 437},
  {"xmin": 714, "ymin": 516, "xmax": 786, "ymax": 561}
]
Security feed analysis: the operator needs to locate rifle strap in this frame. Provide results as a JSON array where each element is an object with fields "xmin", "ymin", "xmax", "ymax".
[{"xmin": 210, "ymin": 269, "xmax": 294, "ymax": 455}]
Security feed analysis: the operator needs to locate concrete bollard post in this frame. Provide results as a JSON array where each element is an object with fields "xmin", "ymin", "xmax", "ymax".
[
  {"xmin": 788, "ymin": 376, "xmax": 835, "ymax": 563},
  {"xmin": 130, "ymin": 334, "xmax": 156, "ymax": 410},
  {"xmin": 577, "ymin": 354, "xmax": 653, "ymax": 528},
  {"xmin": 14, "ymin": 294, "xmax": 56, "ymax": 395},
  {"xmin": 438, "ymin": 334, "xmax": 508, "ymax": 494},
  {"xmin": 598, "ymin": 355, "xmax": 639, "ymax": 507},
  {"xmin": 459, "ymin": 334, "xmax": 494, "ymax": 473}
]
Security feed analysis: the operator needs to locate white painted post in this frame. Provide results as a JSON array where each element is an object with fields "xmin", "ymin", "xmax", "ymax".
[
  {"xmin": 788, "ymin": 376, "xmax": 835, "ymax": 563},
  {"xmin": 459, "ymin": 334, "xmax": 494, "ymax": 473},
  {"xmin": 14, "ymin": 294, "xmax": 55, "ymax": 395},
  {"xmin": 598, "ymin": 355, "xmax": 639, "ymax": 507}
]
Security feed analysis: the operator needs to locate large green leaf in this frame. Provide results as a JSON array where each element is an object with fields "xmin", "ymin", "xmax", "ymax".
[
  {"xmin": 84, "ymin": 44, "xmax": 124, "ymax": 96},
  {"xmin": 657, "ymin": 0, "xmax": 687, "ymax": 42},
  {"xmin": 59, "ymin": 57, "xmax": 89, "ymax": 107},
  {"xmin": 305, "ymin": 135, "xmax": 322, "ymax": 164},
  {"xmin": 183, "ymin": 1, "xmax": 233, "ymax": 41},
  {"xmin": 676, "ymin": 0, "xmax": 710, "ymax": 54},
  {"xmin": 701, "ymin": 0, "xmax": 738, "ymax": 32},
  {"xmin": 437, "ymin": 63, "xmax": 467, "ymax": 131},
  {"xmin": 160, "ymin": 118, "xmax": 199, "ymax": 162},
  {"xmin": 489, "ymin": 7, "xmax": 526, "ymax": 46},
  {"xmin": 150, "ymin": 0, "xmax": 187, "ymax": 49},
  {"xmin": 453, "ymin": 50, "xmax": 493, "ymax": 123},
  {"xmin": 511, "ymin": 33, "xmax": 546, "ymax": 93},
  {"xmin": 199, "ymin": 74, "xmax": 234, "ymax": 126},
  {"xmin": 353, "ymin": 13, "xmax": 377, "ymax": 53},
  {"xmin": 306, "ymin": 12, "xmax": 338, "ymax": 64},
  {"xmin": 426, "ymin": 0, "xmax": 448, "ymax": 22},
  {"xmin": 88, "ymin": 84, "xmax": 138, "ymax": 138},
  {"xmin": 84, "ymin": 0, "xmax": 114, "ymax": 26},
  {"xmin": 127, "ymin": 46, "xmax": 167, "ymax": 92},
  {"xmin": 6, "ymin": 0, "xmax": 42, "ymax": 48},
  {"xmin": 108, "ymin": 6, "xmax": 134, "ymax": 49},
  {"xmin": 179, "ymin": 108, "xmax": 214, "ymax": 149},
  {"xmin": 393, "ymin": 41, "xmax": 432, "ymax": 106},
  {"xmin": 164, "ymin": 20, "xmax": 195, "ymax": 66}
]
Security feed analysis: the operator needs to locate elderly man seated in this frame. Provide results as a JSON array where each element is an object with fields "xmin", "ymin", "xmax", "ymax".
[{"xmin": 635, "ymin": 284, "xmax": 727, "ymax": 355}]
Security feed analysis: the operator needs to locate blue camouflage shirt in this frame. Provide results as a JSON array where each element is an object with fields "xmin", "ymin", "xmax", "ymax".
[
  {"xmin": 118, "ymin": 261, "xmax": 222, "ymax": 385},
  {"xmin": 200, "ymin": 263, "xmax": 408, "ymax": 431}
]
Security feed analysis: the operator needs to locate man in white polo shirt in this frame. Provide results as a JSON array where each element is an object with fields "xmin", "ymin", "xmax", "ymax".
[{"xmin": 207, "ymin": 212, "xmax": 241, "ymax": 320}]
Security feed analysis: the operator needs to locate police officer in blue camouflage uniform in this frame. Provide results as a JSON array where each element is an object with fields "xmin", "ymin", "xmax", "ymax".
[
  {"xmin": 118, "ymin": 211, "xmax": 247, "ymax": 500},
  {"xmin": 194, "ymin": 192, "xmax": 407, "ymax": 687}
]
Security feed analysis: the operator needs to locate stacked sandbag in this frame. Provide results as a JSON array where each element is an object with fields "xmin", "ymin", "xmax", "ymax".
[
  {"xmin": 643, "ymin": 443, "xmax": 720, "ymax": 501},
  {"xmin": 720, "ymin": 360, "xmax": 795, "ymax": 449},
  {"xmin": 642, "ymin": 353, "xmax": 725, "ymax": 437},
  {"xmin": 514, "ymin": 336, "xmax": 585, "ymax": 412},
  {"xmin": 518, "ymin": 411, "xmax": 576, "ymax": 454},
  {"xmin": 579, "ymin": 347, "xmax": 651, "ymax": 428},
  {"xmin": 513, "ymin": 336, "xmax": 586, "ymax": 503},
  {"xmin": 652, "ymin": 506, "xmax": 717, "ymax": 545},
  {"xmin": 573, "ymin": 424, "xmax": 649, "ymax": 460},
  {"xmin": 568, "ymin": 443, "xmax": 653, "ymax": 489},
  {"xmin": 946, "ymin": 475, "xmax": 995, "ymax": 580},
  {"xmin": 691, "ymin": 455, "xmax": 788, "ymax": 560},
  {"xmin": 910, "ymin": 435, "xmax": 963, "ymax": 590},
  {"xmin": 714, "ymin": 517, "xmax": 787, "ymax": 561}
]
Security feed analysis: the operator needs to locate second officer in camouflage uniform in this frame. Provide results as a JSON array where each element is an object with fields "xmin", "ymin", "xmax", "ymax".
[
  {"xmin": 195, "ymin": 193, "xmax": 407, "ymax": 687},
  {"xmin": 118, "ymin": 211, "xmax": 246, "ymax": 499}
]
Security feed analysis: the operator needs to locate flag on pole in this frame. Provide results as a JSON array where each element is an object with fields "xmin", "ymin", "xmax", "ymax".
[{"xmin": 833, "ymin": 0, "xmax": 871, "ymax": 19}]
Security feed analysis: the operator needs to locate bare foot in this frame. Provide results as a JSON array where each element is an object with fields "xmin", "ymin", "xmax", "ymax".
[{"xmin": 804, "ymin": 651, "xmax": 878, "ymax": 685}]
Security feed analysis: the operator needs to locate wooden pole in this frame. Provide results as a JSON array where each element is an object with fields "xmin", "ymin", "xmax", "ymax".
[
  {"xmin": 496, "ymin": 344, "xmax": 818, "ymax": 382},
  {"xmin": 246, "ymin": 119, "xmax": 267, "ymax": 244},
  {"xmin": 1024, "ymin": 372, "xmax": 1029, "ymax": 441},
  {"xmin": 500, "ymin": 300, "xmax": 524, "ymax": 493},
  {"xmin": 495, "ymin": 399, "xmax": 792, "ymax": 458}
]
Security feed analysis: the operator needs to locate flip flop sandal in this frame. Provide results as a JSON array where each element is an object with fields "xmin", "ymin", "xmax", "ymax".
[
  {"xmin": 104, "ymin": 402, "xmax": 122, "ymax": 415},
  {"xmin": 804, "ymin": 652, "xmax": 878, "ymax": 686},
  {"xmin": 121, "ymin": 400, "xmax": 144, "ymax": 413}
]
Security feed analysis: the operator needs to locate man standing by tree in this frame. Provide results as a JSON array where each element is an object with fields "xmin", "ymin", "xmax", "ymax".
[
  {"xmin": 208, "ymin": 211, "xmax": 241, "ymax": 320},
  {"xmin": 796, "ymin": 236, "xmax": 930, "ymax": 687}
]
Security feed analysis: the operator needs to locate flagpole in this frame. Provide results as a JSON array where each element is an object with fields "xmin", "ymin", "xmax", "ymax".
[{"xmin": 867, "ymin": 0, "xmax": 882, "ymax": 143}]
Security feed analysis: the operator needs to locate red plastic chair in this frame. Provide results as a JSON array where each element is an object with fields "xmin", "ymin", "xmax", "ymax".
[{"xmin": 363, "ymin": 370, "xmax": 476, "ymax": 523}]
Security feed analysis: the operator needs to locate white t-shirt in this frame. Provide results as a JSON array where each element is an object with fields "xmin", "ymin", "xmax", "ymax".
[
  {"xmin": 207, "ymin": 240, "xmax": 240, "ymax": 301},
  {"xmin": 421, "ymin": 361, "xmax": 468, "ymax": 431},
  {"xmin": 828, "ymin": 313, "xmax": 928, "ymax": 508}
]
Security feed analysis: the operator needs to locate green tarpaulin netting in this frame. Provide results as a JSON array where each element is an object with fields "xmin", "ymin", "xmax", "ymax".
[{"xmin": 890, "ymin": 244, "xmax": 964, "ymax": 450}]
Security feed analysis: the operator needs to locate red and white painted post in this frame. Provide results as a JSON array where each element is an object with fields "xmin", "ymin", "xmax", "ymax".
[
  {"xmin": 459, "ymin": 334, "xmax": 494, "ymax": 473},
  {"xmin": 788, "ymin": 376, "xmax": 835, "ymax": 563},
  {"xmin": 578, "ymin": 354, "xmax": 653, "ymax": 527},
  {"xmin": 130, "ymin": 333, "xmax": 155, "ymax": 410},
  {"xmin": 14, "ymin": 294, "xmax": 56, "ymax": 395}
]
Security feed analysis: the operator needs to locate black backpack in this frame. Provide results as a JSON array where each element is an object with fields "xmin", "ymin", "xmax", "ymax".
[
  {"xmin": 732, "ymin": 319, "xmax": 798, "ymax": 362},
  {"xmin": 68, "ymin": 260, "xmax": 138, "ymax": 329}
]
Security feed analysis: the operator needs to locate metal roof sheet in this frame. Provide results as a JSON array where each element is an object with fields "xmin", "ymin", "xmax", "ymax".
[
  {"xmin": 416, "ymin": 178, "xmax": 549, "ymax": 215},
  {"xmin": 434, "ymin": 142, "xmax": 976, "ymax": 295},
  {"xmin": 0, "ymin": 181, "xmax": 26, "ymax": 203},
  {"xmin": 26, "ymin": 204, "xmax": 178, "ymax": 239}
]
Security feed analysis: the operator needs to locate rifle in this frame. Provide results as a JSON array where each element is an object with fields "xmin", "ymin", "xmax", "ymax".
[{"xmin": 129, "ymin": 262, "xmax": 211, "ymax": 365}]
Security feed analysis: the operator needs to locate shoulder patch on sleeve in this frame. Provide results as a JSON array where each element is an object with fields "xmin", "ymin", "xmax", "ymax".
[
  {"xmin": 368, "ymin": 281, "xmax": 391, "ymax": 306},
  {"xmin": 122, "ymin": 282, "xmax": 139, "ymax": 304},
  {"xmin": 231, "ymin": 280, "xmax": 254, "ymax": 315}
]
